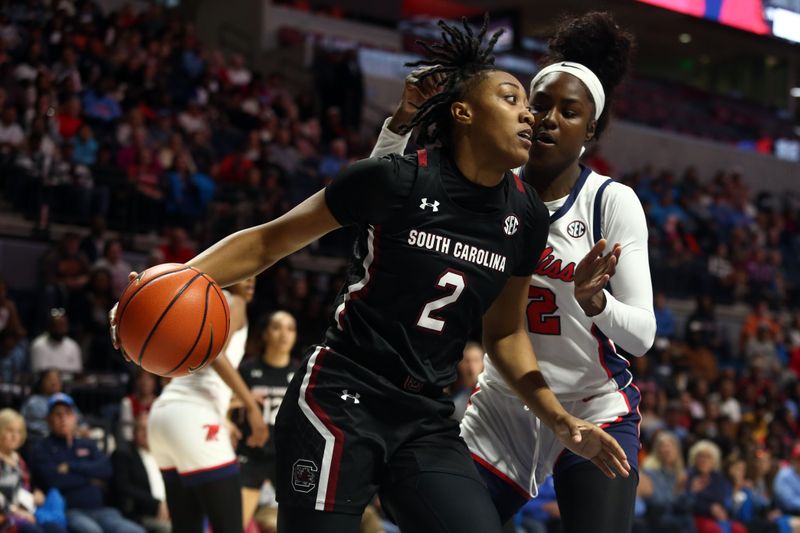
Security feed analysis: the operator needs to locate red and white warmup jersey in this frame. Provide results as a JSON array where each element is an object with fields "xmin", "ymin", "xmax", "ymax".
[
  {"xmin": 149, "ymin": 291, "xmax": 249, "ymax": 474},
  {"xmin": 483, "ymin": 165, "xmax": 656, "ymax": 401},
  {"xmin": 156, "ymin": 320, "xmax": 248, "ymax": 416}
]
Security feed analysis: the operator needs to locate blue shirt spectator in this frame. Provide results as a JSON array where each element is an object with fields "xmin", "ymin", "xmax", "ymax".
[
  {"xmin": 71, "ymin": 125, "xmax": 98, "ymax": 167},
  {"xmin": 774, "ymin": 453, "xmax": 800, "ymax": 515},
  {"xmin": 28, "ymin": 394, "xmax": 144, "ymax": 533},
  {"xmin": 654, "ymin": 293, "xmax": 676, "ymax": 339}
]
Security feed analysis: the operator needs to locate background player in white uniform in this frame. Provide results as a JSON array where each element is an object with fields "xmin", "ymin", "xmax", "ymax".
[
  {"xmin": 371, "ymin": 12, "xmax": 653, "ymax": 533},
  {"xmin": 147, "ymin": 278, "xmax": 268, "ymax": 533}
]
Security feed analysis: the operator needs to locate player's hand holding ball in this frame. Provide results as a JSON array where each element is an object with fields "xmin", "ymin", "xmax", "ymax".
[{"xmin": 109, "ymin": 264, "xmax": 230, "ymax": 377}]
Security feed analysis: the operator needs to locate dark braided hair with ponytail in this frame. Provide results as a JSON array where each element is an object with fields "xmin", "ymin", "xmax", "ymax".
[{"xmin": 401, "ymin": 15, "xmax": 505, "ymax": 147}]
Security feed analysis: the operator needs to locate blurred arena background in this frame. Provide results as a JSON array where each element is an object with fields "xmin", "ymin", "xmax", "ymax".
[{"xmin": 0, "ymin": 1, "xmax": 799, "ymax": 532}]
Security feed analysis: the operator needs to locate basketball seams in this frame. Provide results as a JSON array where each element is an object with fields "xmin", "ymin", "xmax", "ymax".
[
  {"xmin": 117, "ymin": 265, "xmax": 191, "ymax": 343},
  {"xmin": 202, "ymin": 274, "xmax": 230, "ymax": 343},
  {"xmin": 162, "ymin": 280, "xmax": 212, "ymax": 376},
  {"xmin": 136, "ymin": 271, "xmax": 205, "ymax": 366},
  {"xmin": 188, "ymin": 321, "xmax": 214, "ymax": 373}
]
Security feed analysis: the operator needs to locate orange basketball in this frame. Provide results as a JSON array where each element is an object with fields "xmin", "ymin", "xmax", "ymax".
[{"xmin": 116, "ymin": 263, "xmax": 230, "ymax": 377}]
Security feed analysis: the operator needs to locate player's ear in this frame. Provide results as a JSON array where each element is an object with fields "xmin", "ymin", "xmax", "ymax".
[
  {"xmin": 451, "ymin": 101, "xmax": 472, "ymax": 126},
  {"xmin": 585, "ymin": 119, "xmax": 596, "ymax": 142}
]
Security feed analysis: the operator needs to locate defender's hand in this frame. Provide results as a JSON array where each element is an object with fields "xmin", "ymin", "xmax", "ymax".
[{"xmin": 553, "ymin": 414, "xmax": 631, "ymax": 479}]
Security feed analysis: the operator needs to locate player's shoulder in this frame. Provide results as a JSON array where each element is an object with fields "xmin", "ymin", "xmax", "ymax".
[
  {"xmin": 513, "ymin": 174, "xmax": 549, "ymax": 220},
  {"xmin": 583, "ymin": 169, "xmax": 639, "ymax": 206}
]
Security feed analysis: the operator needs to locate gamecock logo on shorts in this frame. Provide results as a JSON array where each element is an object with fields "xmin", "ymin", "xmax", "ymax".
[{"xmin": 292, "ymin": 459, "xmax": 319, "ymax": 493}]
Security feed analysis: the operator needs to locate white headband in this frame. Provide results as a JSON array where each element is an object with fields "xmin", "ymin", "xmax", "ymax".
[{"xmin": 529, "ymin": 62, "xmax": 605, "ymax": 120}]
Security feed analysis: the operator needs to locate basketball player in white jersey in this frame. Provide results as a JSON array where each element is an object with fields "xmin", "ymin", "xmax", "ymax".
[
  {"xmin": 371, "ymin": 12, "xmax": 653, "ymax": 533},
  {"xmin": 147, "ymin": 277, "xmax": 268, "ymax": 533}
]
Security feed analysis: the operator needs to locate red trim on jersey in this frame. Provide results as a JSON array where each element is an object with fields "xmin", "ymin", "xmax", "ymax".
[
  {"xmin": 176, "ymin": 459, "xmax": 238, "ymax": 476},
  {"xmin": 512, "ymin": 172, "xmax": 525, "ymax": 192},
  {"xmin": 471, "ymin": 453, "xmax": 530, "ymax": 500},
  {"xmin": 599, "ymin": 417, "xmax": 623, "ymax": 429},
  {"xmin": 591, "ymin": 324, "xmax": 613, "ymax": 379},
  {"xmin": 466, "ymin": 385, "xmax": 481, "ymax": 407},
  {"xmin": 305, "ymin": 347, "xmax": 345, "ymax": 511},
  {"xmin": 417, "ymin": 148, "xmax": 428, "ymax": 167}
]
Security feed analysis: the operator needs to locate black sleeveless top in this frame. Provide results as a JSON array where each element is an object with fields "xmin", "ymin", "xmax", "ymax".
[{"xmin": 323, "ymin": 148, "xmax": 549, "ymax": 389}]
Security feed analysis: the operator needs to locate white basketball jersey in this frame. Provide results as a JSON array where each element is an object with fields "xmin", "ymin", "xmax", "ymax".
[
  {"xmin": 157, "ymin": 291, "xmax": 248, "ymax": 415},
  {"xmin": 484, "ymin": 167, "xmax": 634, "ymax": 401}
]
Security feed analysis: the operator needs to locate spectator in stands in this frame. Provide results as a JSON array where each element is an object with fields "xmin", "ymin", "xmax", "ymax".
[
  {"xmin": 79, "ymin": 216, "xmax": 108, "ymax": 265},
  {"xmin": 0, "ymin": 328, "xmax": 27, "ymax": 383},
  {"xmin": 118, "ymin": 370, "xmax": 158, "ymax": 443},
  {"xmin": 70, "ymin": 125, "xmax": 98, "ymax": 167},
  {"xmin": 155, "ymin": 227, "xmax": 195, "ymax": 265},
  {"xmin": 641, "ymin": 431, "xmax": 695, "ymax": 533},
  {"xmin": 21, "ymin": 370, "xmax": 60, "ymax": 438},
  {"xmin": 0, "ymin": 105, "xmax": 24, "ymax": 158},
  {"xmin": 684, "ymin": 295, "xmax": 729, "ymax": 360},
  {"xmin": 715, "ymin": 378, "xmax": 742, "ymax": 424},
  {"xmin": 654, "ymin": 292, "xmax": 675, "ymax": 339},
  {"xmin": 774, "ymin": 444, "xmax": 800, "ymax": 517},
  {"xmin": 29, "ymin": 394, "xmax": 145, "ymax": 533},
  {"xmin": 81, "ymin": 79, "xmax": 121, "ymax": 124},
  {"xmin": 740, "ymin": 301, "xmax": 782, "ymax": 354},
  {"xmin": 686, "ymin": 439, "xmax": 746, "ymax": 533},
  {"xmin": 56, "ymin": 97, "xmax": 82, "ymax": 140},
  {"xmin": 30, "ymin": 309, "xmax": 81, "ymax": 376},
  {"xmin": 92, "ymin": 240, "xmax": 132, "ymax": 298},
  {"xmin": 71, "ymin": 269, "xmax": 117, "ymax": 372},
  {"xmin": 164, "ymin": 151, "xmax": 214, "ymax": 227},
  {"xmin": 0, "ymin": 408, "xmax": 67, "ymax": 533},
  {"xmin": 0, "ymin": 275, "xmax": 26, "ymax": 340},
  {"xmin": 111, "ymin": 413, "xmax": 170, "ymax": 533},
  {"xmin": 450, "ymin": 341, "xmax": 483, "ymax": 421},
  {"xmin": 38, "ymin": 233, "xmax": 89, "ymax": 323}
]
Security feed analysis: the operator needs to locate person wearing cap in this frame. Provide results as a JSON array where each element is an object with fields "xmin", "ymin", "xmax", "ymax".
[
  {"xmin": 28, "ymin": 393, "xmax": 145, "ymax": 533},
  {"xmin": 774, "ymin": 444, "xmax": 800, "ymax": 516}
]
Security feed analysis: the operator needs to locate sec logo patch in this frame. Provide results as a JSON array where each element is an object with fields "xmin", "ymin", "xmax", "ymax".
[
  {"xmin": 567, "ymin": 220, "xmax": 586, "ymax": 238},
  {"xmin": 504, "ymin": 215, "xmax": 519, "ymax": 236}
]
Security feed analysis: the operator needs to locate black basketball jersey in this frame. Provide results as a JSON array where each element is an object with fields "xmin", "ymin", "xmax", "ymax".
[
  {"xmin": 234, "ymin": 357, "xmax": 295, "ymax": 456},
  {"xmin": 324, "ymin": 148, "xmax": 549, "ymax": 390}
]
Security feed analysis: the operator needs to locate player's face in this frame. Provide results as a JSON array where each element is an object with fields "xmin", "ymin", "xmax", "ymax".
[
  {"xmin": 527, "ymin": 72, "xmax": 596, "ymax": 171},
  {"xmin": 265, "ymin": 312, "xmax": 297, "ymax": 354},
  {"xmin": 457, "ymin": 70, "xmax": 534, "ymax": 170}
]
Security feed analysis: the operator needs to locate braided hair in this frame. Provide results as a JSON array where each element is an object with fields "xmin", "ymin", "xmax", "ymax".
[
  {"xmin": 541, "ymin": 12, "xmax": 634, "ymax": 140},
  {"xmin": 401, "ymin": 15, "xmax": 505, "ymax": 147}
]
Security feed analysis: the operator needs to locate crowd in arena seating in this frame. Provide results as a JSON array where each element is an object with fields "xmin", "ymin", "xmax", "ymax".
[{"xmin": 1, "ymin": 2, "xmax": 800, "ymax": 533}]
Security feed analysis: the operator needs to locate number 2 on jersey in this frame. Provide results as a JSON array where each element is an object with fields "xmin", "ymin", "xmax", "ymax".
[
  {"xmin": 526, "ymin": 286, "xmax": 561, "ymax": 335},
  {"xmin": 416, "ymin": 269, "xmax": 466, "ymax": 333}
]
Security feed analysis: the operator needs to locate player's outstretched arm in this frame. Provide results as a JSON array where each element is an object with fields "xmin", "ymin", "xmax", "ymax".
[
  {"xmin": 186, "ymin": 190, "xmax": 341, "ymax": 288},
  {"xmin": 482, "ymin": 275, "xmax": 631, "ymax": 479}
]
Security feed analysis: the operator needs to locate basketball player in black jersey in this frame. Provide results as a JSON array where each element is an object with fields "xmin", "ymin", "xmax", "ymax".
[
  {"xmin": 111, "ymin": 16, "xmax": 629, "ymax": 533},
  {"xmin": 233, "ymin": 311, "xmax": 297, "ymax": 526}
]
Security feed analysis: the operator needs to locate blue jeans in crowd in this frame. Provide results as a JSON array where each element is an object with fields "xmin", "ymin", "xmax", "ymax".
[{"xmin": 66, "ymin": 507, "xmax": 145, "ymax": 533}]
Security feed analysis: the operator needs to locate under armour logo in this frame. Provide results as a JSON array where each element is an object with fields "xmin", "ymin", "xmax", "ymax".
[
  {"xmin": 340, "ymin": 389, "xmax": 360, "ymax": 404},
  {"xmin": 420, "ymin": 198, "xmax": 439, "ymax": 212}
]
